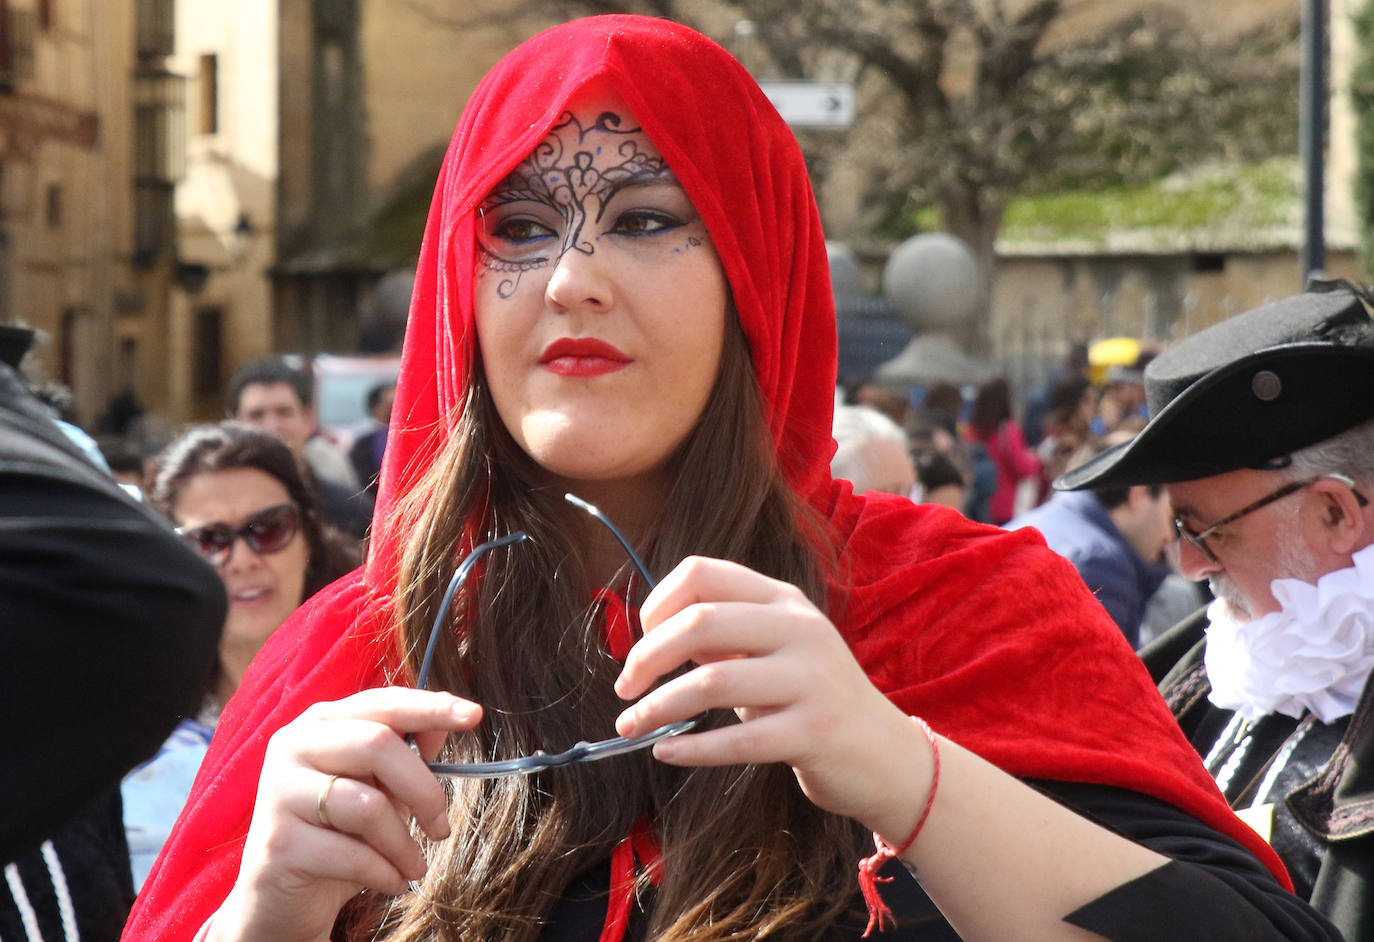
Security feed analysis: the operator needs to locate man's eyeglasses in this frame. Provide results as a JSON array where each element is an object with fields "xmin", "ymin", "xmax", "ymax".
[
  {"xmin": 410, "ymin": 493, "xmax": 697, "ymax": 779},
  {"xmin": 1172, "ymin": 472, "xmax": 1369, "ymax": 565},
  {"xmin": 176, "ymin": 501, "xmax": 302, "ymax": 566}
]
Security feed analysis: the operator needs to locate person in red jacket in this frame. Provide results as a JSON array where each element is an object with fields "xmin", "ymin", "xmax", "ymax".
[
  {"xmin": 964, "ymin": 376, "xmax": 1042, "ymax": 524},
  {"xmin": 126, "ymin": 17, "xmax": 1336, "ymax": 942}
]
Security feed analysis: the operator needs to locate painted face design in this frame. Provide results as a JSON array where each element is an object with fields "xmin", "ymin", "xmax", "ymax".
[
  {"xmin": 470, "ymin": 88, "xmax": 729, "ymax": 498},
  {"xmin": 477, "ymin": 110, "xmax": 699, "ymax": 298}
]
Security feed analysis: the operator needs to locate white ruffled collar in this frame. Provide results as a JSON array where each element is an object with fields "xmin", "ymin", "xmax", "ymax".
[{"xmin": 1205, "ymin": 543, "xmax": 1374, "ymax": 724}]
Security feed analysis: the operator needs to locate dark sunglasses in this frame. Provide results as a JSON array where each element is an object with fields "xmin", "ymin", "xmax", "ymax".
[
  {"xmin": 409, "ymin": 493, "xmax": 697, "ymax": 778},
  {"xmin": 176, "ymin": 501, "xmax": 303, "ymax": 566}
]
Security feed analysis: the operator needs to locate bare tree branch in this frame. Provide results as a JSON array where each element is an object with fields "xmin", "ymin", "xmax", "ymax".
[{"xmin": 401, "ymin": 0, "xmax": 1298, "ymax": 291}]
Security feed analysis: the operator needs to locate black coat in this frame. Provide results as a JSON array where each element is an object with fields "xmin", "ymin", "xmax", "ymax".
[
  {"xmin": 1146, "ymin": 609, "xmax": 1374, "ymax": 941},
  {"xmin": 0, "ymin": 363, "xmax": 226, "ymax": 864}
]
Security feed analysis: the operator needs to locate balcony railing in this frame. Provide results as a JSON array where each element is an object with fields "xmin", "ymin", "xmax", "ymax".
[
  {"xmin": 132, "ymin": 67, "xmax": 184, "ymax": 266},
  {"xmin": 133, "ymin": 67, "xmax": 185, "ymax": 182}
]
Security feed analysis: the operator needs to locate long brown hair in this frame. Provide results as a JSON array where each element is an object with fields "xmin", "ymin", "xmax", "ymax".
[{"xmin": 344, "ymin": 319, "xmax": 864, "ymax": 940}]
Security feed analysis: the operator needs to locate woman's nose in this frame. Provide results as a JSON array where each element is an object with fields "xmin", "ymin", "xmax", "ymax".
[
  {"xmin": 219, "ymin": 534, "xmax": 262, "ymax": 570},
  {"xmin": 544, "ymin": 244, "xmax": 613, "ymax": 313}
]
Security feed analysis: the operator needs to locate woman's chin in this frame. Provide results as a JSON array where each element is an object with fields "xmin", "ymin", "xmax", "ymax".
[{"xmin": 517, "ymin": 434, "xmax": 674, "ymax": 489}]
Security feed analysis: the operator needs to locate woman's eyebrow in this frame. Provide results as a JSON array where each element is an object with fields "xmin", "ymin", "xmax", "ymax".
[
  {"xmin": 593, "ymin": 170, "xmax": 685, "ymax": 221},
  {"xmin": 616, "ymin": 167, "xmax": 679, "ymax": 189}
]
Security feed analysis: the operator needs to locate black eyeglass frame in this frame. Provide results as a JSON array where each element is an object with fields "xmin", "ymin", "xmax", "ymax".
[
  {"xmin": 1172, "ymin": 472, "xmax": 1370, "ymax": 565},
  {"xmin": 409, "ymin": 493, "xmax": 697, "ymax": 779},
  {"xmin": 175, "ymin": 500, "xmax": 302, "ymax": 566}
]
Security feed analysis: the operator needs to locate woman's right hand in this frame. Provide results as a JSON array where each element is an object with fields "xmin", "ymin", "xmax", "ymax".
[{"xmin": 207, "ymin": 688, "xmax": 481, "ymax": 942}]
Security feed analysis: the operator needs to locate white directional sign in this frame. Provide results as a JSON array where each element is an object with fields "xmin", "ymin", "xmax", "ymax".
[{"xmin": 757, "ymin": 81, "xmax": 855, "ymax": 129}]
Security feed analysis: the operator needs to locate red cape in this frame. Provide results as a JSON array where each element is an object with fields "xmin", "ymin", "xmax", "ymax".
[{"xmin": 125, "ymin": 15, "xmax": 1288, "ymax": 941}]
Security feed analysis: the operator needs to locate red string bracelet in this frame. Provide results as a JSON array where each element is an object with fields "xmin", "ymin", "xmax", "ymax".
[{"xmin": 858, "ymin": 716, "xmax": 941, "ymax": 937}]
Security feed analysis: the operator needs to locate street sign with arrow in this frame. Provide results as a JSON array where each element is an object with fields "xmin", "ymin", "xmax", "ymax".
[{"xmin": 757, "ymin": 81, "xmax": 855, "ymax": 129}]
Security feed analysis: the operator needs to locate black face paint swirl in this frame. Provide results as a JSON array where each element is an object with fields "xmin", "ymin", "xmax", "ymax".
[{"xmin": 477, "ymin": 110, "xmax": 671, "ymax": 299}]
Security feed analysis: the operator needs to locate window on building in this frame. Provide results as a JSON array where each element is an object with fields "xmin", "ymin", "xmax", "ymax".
[
  {"xmin": 59, "ymin": 308, "xmax": 79, "ymax": 391},
  {"xmin": 45, "ymin": 183, "xmax": 62, "ymax": 228},
  {"xmin": 0, "ymin": 1, "xmax": 11, "ymax": 89},
  {"xmin": 118, "ymin": 337, "xmax": 138, "ymax": 392},
  {"xmin": 1, "ymin": 5, "xmax": 35, "ymax": 87},
  {"xmin": 191, "ymin": 307, "xmax": 223, "ymax": 399},
  {"xmin": 198, "ymin": 53, "xmax": 218, "ymax": 134},
  {"xmin": 1192, "ymin": 253, "xmax": 1227, "ymax": 274}
]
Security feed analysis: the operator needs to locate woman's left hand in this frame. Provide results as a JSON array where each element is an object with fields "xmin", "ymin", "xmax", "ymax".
[{"xmin": 614, "ymin": 555, "xmax": 928, "ymax": 840}]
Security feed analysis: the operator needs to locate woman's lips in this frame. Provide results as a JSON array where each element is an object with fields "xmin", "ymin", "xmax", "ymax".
[
  {"xmin": 229, "ymin": 586, "xmax": 273, "ymax": 606},
  {"xmin": 540, "ymin": 338, "xmax": 632, "ymax": 377}
]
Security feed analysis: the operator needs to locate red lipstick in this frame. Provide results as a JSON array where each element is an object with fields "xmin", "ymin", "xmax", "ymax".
[{"xmin": 539, "ymin": 338, "xmax": 632, "ymax": 377}]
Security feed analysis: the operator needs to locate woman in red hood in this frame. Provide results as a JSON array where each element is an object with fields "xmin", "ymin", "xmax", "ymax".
[{"xmin": 125, "ymin": 16, "xmax": 1338, "ymax": 942}]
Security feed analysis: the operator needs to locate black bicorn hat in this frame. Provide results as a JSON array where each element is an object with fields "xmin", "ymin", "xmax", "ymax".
[
  {"xmin": 1057, "ymin": 282, "xmax": 1374, "ymax": 491},
  {"xmin": 0, "ymin": 325, "xmax": 35, "ymax": 370}
]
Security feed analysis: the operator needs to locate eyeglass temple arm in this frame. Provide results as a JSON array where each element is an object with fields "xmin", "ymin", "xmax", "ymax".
[
  {"xmin": 414, "ymin": 496, "xmax": 653, "ymax": 697},
  {"xmin": 411, "ymin": 531, "xmax": 529, "ymax": 726},
  {"xmin": 563, "ymin": 493, "xmax": 658, "ymax": 591},
  {"xmin": 406, "ymin": 532, "xmax": 529, "ymax": 756},
  {"xmin": 1328, "ymin": 472, "xmax": 1371, "ymax": 507},
  {"xmin": 408, "ymin": 499, "xmax": 666, "ymax": 760}
]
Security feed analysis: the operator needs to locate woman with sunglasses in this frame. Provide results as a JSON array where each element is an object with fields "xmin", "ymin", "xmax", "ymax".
[
  {"xmin": 121, "ymin": 423, "xmax": 358, "ymax": 889},
  {"xmin": 126, "ymin": 18, "xmax": 1337, "ymax": 942}
]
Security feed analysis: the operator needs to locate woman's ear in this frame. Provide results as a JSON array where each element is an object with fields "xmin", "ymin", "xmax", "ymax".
[{"xmin": 1307, "ymin": 476, "xmax": 1370, "ymax": 556}]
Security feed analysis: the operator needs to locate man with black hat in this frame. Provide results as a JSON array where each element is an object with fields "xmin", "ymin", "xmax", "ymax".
[{"xmin": 1058, "ymin": 281, "xmax": 1374, "ymax": 935}]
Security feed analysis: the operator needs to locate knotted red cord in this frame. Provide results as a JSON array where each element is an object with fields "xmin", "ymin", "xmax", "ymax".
[
  {"xmin": 858, "ymin": 716, "xmax": 941, "ymax": 937},
  {"xmin": 599, "ymin": 818, "xmax": 663, "ymax": 942},
  {"xmin": 594, "ymin": 588, "xmax": 638, "ymax": 662}
]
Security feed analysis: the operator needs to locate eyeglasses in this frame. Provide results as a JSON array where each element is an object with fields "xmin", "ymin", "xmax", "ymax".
[
  {"xmin": 1172, "ymin": 472, "xmax": 1369, "ymax": 565},
  {"xmin": 410, "ymin": 493, "xmax": 698, "ymax": 778},
  {"xmin": 176, "ymin": 501, "xmax": 302, "ymax": 566}
]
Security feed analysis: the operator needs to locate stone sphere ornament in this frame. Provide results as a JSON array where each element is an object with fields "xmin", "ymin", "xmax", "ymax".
[{"xmin": 881, "ymin": 232, "xmax": 980, "ymax": 331}]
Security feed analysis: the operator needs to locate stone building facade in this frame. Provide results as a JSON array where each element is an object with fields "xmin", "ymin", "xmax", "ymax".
[{"xmin": 0, "ymin": 0, "xmax": 182, "ymax": 427}]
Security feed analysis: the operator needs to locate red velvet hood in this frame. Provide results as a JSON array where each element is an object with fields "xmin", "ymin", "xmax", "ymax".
[
  {"xmin": 364, "ymin": 14, "xmax": 836, "ymax": 589},
  {"xmin": 125, "ymin": 15, "xmax": 1287, "ymax": 941}
]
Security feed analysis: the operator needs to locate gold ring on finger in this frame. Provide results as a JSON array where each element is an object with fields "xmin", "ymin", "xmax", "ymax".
[{"xmin": 317, "ymin": 773, "xmax": 342, "ymax": 830}]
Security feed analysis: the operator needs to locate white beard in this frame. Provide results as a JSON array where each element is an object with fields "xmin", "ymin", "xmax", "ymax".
[{"xmin": 1205, "ymin": 543, "xmax": 1374, "ymax": 723}]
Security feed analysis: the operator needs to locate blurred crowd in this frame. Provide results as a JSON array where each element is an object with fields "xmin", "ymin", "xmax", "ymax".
[{"xmin": 833, "ymin": 339, "xmax": 1206, "ymax": 651}]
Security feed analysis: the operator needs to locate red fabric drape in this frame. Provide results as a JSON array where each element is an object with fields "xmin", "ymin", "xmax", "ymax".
[{"xmin": 124, "ymin": 15, "xmax": 1288, "ymax": 942}]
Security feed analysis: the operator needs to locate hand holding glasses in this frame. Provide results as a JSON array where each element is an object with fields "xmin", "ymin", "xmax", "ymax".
[{"xmin": 410, "ymin": 493, "xmax": 698, "ymax": 778}]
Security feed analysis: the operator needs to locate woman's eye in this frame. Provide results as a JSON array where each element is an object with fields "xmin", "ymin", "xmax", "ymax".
[
  {"xmin": 491, "ymin": 217, "xmax": 555, "ymax": 244},
  {"xmin": 613, "ymin": 210, "xmax": 681, "ymax": 236}
]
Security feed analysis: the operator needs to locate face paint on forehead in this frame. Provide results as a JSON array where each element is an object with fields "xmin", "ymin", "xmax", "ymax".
[{"xmin": 476, "ymin": 109, "xmax": 674, "ymax": 297}]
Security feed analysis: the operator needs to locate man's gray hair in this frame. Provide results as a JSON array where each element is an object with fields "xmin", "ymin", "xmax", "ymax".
[
  {"xmin": 831, "ymin": 404, "xmax": 912, "ymax": 493},
  {"xmin": 1287, "ymin": 416, "xmax": 1374, "ymax": 488}
]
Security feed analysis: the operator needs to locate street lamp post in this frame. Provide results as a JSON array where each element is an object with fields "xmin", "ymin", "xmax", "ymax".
[{"xmin": 1300, "ymin": 0, "xmax": 1327, "ymax": 284}]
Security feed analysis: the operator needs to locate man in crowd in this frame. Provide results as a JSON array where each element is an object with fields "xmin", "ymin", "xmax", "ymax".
[
  {"xmin": 830, "ymin": 403, "xmax": 916, "ymax": 497},
  {"xmin": 1008, "ymin": 433, "xmax": 1173, "ymax": 647},
  {"xmin": 1058, "ymin": 281, "xmax": 1374, "ymax": 936},
  {"xmin": 348, "ymin": 380, "xmax": 394, "ymax": 500},
  {"xmin": 227, "ymin": 358, "xmax": 372, "ymax": 540}
]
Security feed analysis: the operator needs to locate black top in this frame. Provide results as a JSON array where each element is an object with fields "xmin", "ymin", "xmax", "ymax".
[
  {"xmin": 537, "ymin": 780, "xmax": 1341, "ymax": 940},
  {"xmin": 0, "ymin": 789, "xmax": 133, "ymax": 942},
  {"xmin": 0, "ymin": 363, "xmax": 226, "ymax": 863}
]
